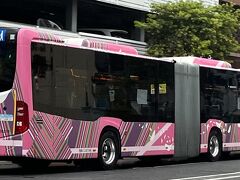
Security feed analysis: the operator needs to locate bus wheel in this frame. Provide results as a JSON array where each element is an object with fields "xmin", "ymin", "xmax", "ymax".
[
  {"xmin": 98, "ymin": 131, "xmax": 119, "ymax": 170},
  {"xmin": 208, "ymin": 130, "xmax": 222, "ymax": 161}
]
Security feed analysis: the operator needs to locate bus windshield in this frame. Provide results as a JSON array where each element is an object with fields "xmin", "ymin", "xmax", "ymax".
[{"xmin": 0, "ymin": 28, "xmax": 17, "ymax": 92}]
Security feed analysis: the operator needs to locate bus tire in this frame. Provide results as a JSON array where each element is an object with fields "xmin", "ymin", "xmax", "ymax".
[
  {"xmin": 98, "ymin": 131, "xmax": 119, "ymax": 170},
  {"xmin": 208, "ymin": 130, "xmax": 222, "ymax": 162}
]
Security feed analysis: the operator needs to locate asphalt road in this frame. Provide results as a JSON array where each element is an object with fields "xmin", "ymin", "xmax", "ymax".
[{"xmin": 2, "ymin": 154, "xmax": 240, "ymax": 180}]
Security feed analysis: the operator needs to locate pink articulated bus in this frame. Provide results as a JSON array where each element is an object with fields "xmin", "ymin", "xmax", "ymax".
[{"xmin": 0, "ymin": 26, "xmax": 239, "ymax": 170}]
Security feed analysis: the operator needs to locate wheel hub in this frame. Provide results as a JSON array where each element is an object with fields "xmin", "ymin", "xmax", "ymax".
[
  {"xmin": 209, "ymin": 135, "xmax": 219, "ymax": 157},
  {"xmin": 102, "ymin": 138, "xmax": 116, "ymax": 165}
]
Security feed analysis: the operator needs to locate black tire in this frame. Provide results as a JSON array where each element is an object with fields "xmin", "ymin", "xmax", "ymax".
[
  {"xmin": 98, "ymin": 131, "xmax": 119, "ymax": 170},
  {"xmin": 208, "ymin": 130, "xmax": 222, "ymax": 161}
]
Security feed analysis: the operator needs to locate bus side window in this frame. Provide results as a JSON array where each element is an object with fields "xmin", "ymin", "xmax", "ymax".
[
  {"xmin": 93, "ymin": 53, "xmax": 128, "ymax": 113},
  {"xmin": 227, "ymin": 72, "xmax": 240, "ymax": 123},
  {"xmin": 32, "ymin": 55, "xmax": 48, "ymax": 78},
  {"xmin": 92, "ymin": 52, "xmax": 111, "ymax": 111},
  {"xmin": 201, "ymin": 69, "xmax": 226, "ymax": 121},
  {"xmin": 126, "ymin": 58, "xmax": 158, "ymax": 122},
  {"xmin": 32, "ymin": 43, "xmax": 54, "ymax": 110},
  {"xmin": 200, "ymin": 68, "xmax": 239, "ymax": 123},
  {"xmin": 108, "ymin": 54, "xmax": 128, "ymax": 112},
  {"xmin": 158, "ymin": 62, "xmax": 174, "ymax": 123}
]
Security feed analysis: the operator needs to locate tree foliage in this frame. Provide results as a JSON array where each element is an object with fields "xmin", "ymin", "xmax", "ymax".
[{"xmin": 135, "ymin": 1, "xmax": 240, "ymax": 59}]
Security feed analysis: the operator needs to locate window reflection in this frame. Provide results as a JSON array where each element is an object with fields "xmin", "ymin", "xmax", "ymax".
[
  {"xmin": 32, "ymin": 43, "xmax": 175, "ymax": 122},
  {"xmin": 200, "ymin": 68, "xmax": 240, "ymax": 123}
]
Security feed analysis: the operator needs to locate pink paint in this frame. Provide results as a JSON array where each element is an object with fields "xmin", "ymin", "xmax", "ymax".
[
  {"xmin": 0, "ymin": 146, "xmax": 6, "ymax": 155},
  {"xmin": 194, "ymin": 57, "xmax": 231, "ymax": 68},
  {"xmin": 106, "ymin": 43, "xmax": 138, "ymax": 55},
  {"xmin": 152, "ymin": 124, "xmax": 174, "ymax": 147},
  {"xmin": 199, "ymin": 119, "xmax": 240, "ymax": 153},
  {"xmin": 144, "ymin": 150, "xmax": 174, "ymax": 156},
  {"xmin": 81, "ymin": 39, "xmax": 138, "ymax": 55},
  {"xmin": 22, "ymin": 131, "xmax": 33, "ymax": 150},
  {"xmin": 1, "ymin": 27, "xmax": 239, "ymax": 163},
  {"xmin": 16, "ymin": 29, "xmax": 39, "ymax": 119}
]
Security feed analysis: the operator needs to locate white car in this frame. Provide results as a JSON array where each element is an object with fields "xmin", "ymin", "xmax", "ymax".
[{"xmin": 78, "ymin": 28, "xmax": 129, "ymax": 38}]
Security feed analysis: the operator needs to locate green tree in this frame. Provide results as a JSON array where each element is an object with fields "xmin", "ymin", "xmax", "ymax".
[{"xmin": 135, "ymin": 1, "xmax": 240, "ymax": 60}]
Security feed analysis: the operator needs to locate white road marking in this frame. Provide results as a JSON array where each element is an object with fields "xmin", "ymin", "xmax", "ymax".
[
  {"xmin": 170, "ymin": 171, "xmax": 240, "ymax": 180},
  {"xmin": 208, "ymin": 175, "xmax": 240, "ymax": 180}
]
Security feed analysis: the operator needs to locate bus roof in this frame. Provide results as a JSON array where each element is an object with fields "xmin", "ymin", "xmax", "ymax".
[
  {"xmin": 0, "ymin": 20, "xmax": 236, "ymax": 71},
  {"xmin": 159, "ymin": 56, "xmax": 232, "ymax": 68},
  {"xmin": 0, "ymin": 20, "xmax": 146, "ymax": 54}
]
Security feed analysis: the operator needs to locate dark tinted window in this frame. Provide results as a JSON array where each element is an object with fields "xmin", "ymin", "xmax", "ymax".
[
  {"xmin": 158, "ymin": 62, "xmax": 175, "ymax": 122},
  {"xmin": 32, "ymin": 43, "xmax": 95, "ymax": 120},
  {"xmin": 32, "ymin": 42, "xmax": 175, "ymax": 122},
  {"xmin": 125, "ymin": 58, "xmax": 158, "ymax": 121},
  {"xmin": 0, "ymin": 28, "xmax": 17, "ymax": 91},
  {"xmin": 111, "ymin": 31, "xmax": 129, "ymax": 39},
  {"xmin": 32, "ymin": 43, "xmax": 62, "ymax": 112},
  {"xmin": 93, "ymin": 55, "xmax": 175, "ymax": 122},
  {"xmin": 200, "ymin": 67, "xmax": 240, "ymax": 123},
  {"xmin": 79, "ymin": 30, "xmax": 105, "ymax": 35}
]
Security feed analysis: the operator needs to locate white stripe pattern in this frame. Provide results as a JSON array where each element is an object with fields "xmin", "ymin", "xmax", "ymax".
[
  {"xmin": 137, "ymin": 123, "xmax": 172, "ymax": 156},
  {"xmin": 0, "ymin": 140, "xmax": 22, "ymax": 146}
]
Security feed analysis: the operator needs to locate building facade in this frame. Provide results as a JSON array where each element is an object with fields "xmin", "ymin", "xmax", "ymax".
[
  {"xmin": 0, "ymin": 0, "xmax": 219, "ymax": 42},
  {"xmin": 95, "ymin": 0, "xmax": 219, "ymax": 11}
]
